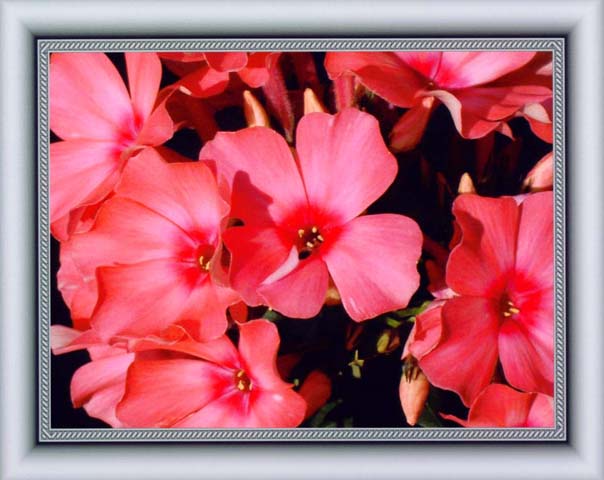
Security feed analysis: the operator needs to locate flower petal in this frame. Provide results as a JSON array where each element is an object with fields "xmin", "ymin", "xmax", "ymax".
[
  {"xmin": 408, "ymin": 303, "xmax": 444, "ymax": 360},
  {"xmin": 177, "ymin": 64, "xmax": 230, "ymax": 98},
  {"xmin": 435, "ymin": 52, "xmax": 536, "ymax": 89},
  {"xmin": 296, "ymin": 109, "xmax": 398, "ymax": 225},
  {"xmin": 50, "ymin": 53, "xmax": 133, "ymax": 141},
  {"xmin": 116, "ymin": 358, "xmax": 232, "ymax": 427},
  {"xmin": 389, "ymin": 96, "xmax": 436, "ymax": 152},
  {"xmin": 127, "ymin": 325, "xmax": 239, "ymax": 368},
  {"xmin": 526, "ymin": 393, "xmax": 554, "ymax": 427},
  {"xmin": 173, "ymin": 387, "xmax": 306, "ymax": 428},
  {"xmin": 257, "ymin": 256, "xmax": 329, "ymax": 319},
  {"xmin": 464, "ymin": 384, "xmax": 535, "ymax": 427},
  {"xmin": 419, "ymin": 296, "xmax": 500, "ymax": 406},
  {"xmin": 325, "ymin": 52, "xmax": 426, "ymax": 107},
  {"xmin": 447, "ymin": 195, "xmax": 519, "ymax": 297},
  {"xmin": 116, "ymin": 148, "xmax": 229, "ymax": 236},
  {"xmin": 177, "ymin": 280, "xmax": 234, "ymax": 342},
  {"xmin": 322, "ymin": 214, "xmax": 422, "ymax": 321},
  {"xmin": 299, "ymin": 370, "xmax": 332, "ymax": 419},
  {"xmin": 237, "ymin": 320, "xmax": 290, "ymax": 390},
  {"xmin": 515, "ymin": 191, "xmax": 553, "ymax": 290},
  {"xmin": 69, "ymin": 196, "xmax": 195, "ymax": 272},
  {"xmin": 71, "ymin": 352, "xmax": 134, "ymax": 424},
  {"xmin": 91, "ymin": 260, "xmax": 208, "ymax": 341},
  {"xmin": 237, "ymin": 52, "xmax": 276, "ymax": 88},
  {"xmin": 204, "ymin": 52, "xmax": 248, "ymax": 72},
  {"xmin": 245, "ymin": 388, "xmax": 307, "ymax": 427},
  {"xmin": 50, "ymin": 140, "xmax": 121, "ymax": 229},
  {"xmin": 499, "ymin": 319, "xmax": 554, "ymax": 395},
  {"xmin": 125, "ymin": 52, "xmax": 162, "ymax": 122},
  {"xmin": 395, "ymin": 52, "xmax": 442, "ymax": 79},
  {"xmin": 223, "ymin": 226, "xmax": 294, "ymax": 306},
  {"xmin": 57, "ymin": 241, "xmax": 98, "ymax": 330},
  {"xmin": 199, "ymin": 127, "xmax": 307, "ymax": 226}
]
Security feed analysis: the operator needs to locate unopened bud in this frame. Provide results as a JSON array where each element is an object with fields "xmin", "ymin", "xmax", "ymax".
[
  {"xmin": 523, "ymin": 152, "xmax": 553, "ymax": 192},
  {"xmin": 399, "ymin": 358, "xmax": 430, "ymax": 426},
  {"xmin": 303, "ymin": 88, "xmax": 326, "ymax": 114},
  {"xmin": 243, "ymin": 90, "xmax": 270, "ymax": 128},
  {"xmin": 324, "ymin": 279, "xmax": 341, "ymax": 306},
  {"xmin": 458, "ymin": 172, "xmax": 476, "ymax": 194}
]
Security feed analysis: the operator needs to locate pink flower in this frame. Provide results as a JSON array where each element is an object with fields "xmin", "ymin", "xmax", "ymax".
[
  {"xmin": 325, "ymin": 52, "xmax": 552, "ymax": 151},
  {"xmin": 160, "ymin": 52, "xmax": 279, "ymax": 98},
  {"xmin": 50, "ymin": 52, "xmax": 175, "ymax": 240},
  {"xmin": 67, "ymin": 148, "xmax": 238, "ymax": 343},
  {"xmin": 417, "ymin": 192, "xmax": 554, "ymax": 406},
  {"xmin": 199, "ymin": 108, "xmax": 422, "ymax": 321},
  {"xmin": 441, "ymin": 384, "xmax": 554, "ymax": 428},
  {"xmin": 115, "ymin": 320, "xmax": 307, "ymax": 428}
]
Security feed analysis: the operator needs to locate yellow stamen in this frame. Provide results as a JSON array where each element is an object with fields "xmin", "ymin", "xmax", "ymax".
[
  {"xmin": 198, "ymin": 255, "xmax": 211, "ymax": 271},
  {"xmin": 298, "ymin": 229, "xmax": 305, "ymax": 238}
]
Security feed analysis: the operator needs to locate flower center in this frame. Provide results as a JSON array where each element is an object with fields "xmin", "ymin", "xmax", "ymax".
[
  {"xmin": 196, "ymin": 244, "xmax": 215, "ymax": 272},
  {"xmin": 234, "ymin": 369, "xmax": 253, "ymax": 392},
  {"xmin": 296, "ymin": 226, "xmax": 324, "ymax": 260},
  {"xmin": 501, "ymin": 298, "xmax": 521, "ymax": 318}
]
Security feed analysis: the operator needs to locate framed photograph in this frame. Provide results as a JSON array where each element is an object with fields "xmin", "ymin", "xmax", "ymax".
[{"xmin": 1, "ymin": 1, "xmax": 603, "ymax": 479}]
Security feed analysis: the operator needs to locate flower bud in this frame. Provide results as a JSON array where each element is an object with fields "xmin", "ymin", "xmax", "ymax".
[
  {"xmin": 303, "ymin": 88, "xmax": 326, "ymax": 114},
  {"xmin": 243, "ymin": 90, "xmax": 270, "ymax": 128},
  {"xmin": 399, "ymin": 359, "xmax": 430, "ymax": 426},
  {"xmin": 523, "ymin": 152, "xmax": 553, "ymax": 192},
  {"xmin": 458, "ymin": 172, "xmax": 476, "ymax": 194}
]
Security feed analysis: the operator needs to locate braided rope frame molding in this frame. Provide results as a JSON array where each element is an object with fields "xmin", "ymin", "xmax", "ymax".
[{"xmin": 38, "ymin": 38, "xmax": 566, "ymax": 442}]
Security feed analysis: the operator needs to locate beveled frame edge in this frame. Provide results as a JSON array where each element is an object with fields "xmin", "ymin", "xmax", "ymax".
[
  {"xmin": 36, "ymin": 37, "xmax": 566, "ymax": 443},
  {"xmin": 1, "ymin": 1, "xmax": 602, "ymax": 479}
]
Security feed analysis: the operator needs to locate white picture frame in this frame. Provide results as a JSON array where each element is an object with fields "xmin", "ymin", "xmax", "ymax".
[{"xmin": 1, "ymin": 0, "xmax": 602, "ymax": 478}]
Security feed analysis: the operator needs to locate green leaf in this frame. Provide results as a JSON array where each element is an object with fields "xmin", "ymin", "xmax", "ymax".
[{"xmin": 394, "ymin": 300, "xmax": 432, "ymax": 319}]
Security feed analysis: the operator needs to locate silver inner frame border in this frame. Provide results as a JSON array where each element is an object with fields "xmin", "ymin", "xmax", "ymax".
[{"xmin": 37, "ymin": 37, "xmax": 566, "ymax": 442}]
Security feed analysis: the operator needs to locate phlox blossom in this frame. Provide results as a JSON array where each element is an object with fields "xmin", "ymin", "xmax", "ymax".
[
  {"xmin": 65, "ymin": 149, "xmax": 238, "ymax": 343},
  {"xmin": 116, "ymin": 320, "xmax": 307, "ymax": 428},
  {"xmin": 50, "ymin": 52, "xmax": 175, "ymax": 239},
  {"xmin": 199, "ymin": 108, "xmax": 422, "ymax": 321},
  {"xmin": 416, "ymin": 192, "xmax": 554, "ymax": 406},
  {"xmin": 325, "ymin": 52, "xmax": 552, "ymax": 150},
  {"xmin": 160, "ymin": 52, "xmax": 278, "ymax": 97}
]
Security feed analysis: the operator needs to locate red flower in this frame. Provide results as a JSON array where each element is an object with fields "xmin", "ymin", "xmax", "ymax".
[
  {"xmin": 442, "ymin": 384, "xmax": 554, "ymax": 428},
  {"xmin": 199, "ymin": 108, "xmax": 422, "ymax": 321},
  {"xmin": 417, "ymin": 192, "xmax": 554, "ymax": 406},
  {"xmin": 325, "ymin": 52, "xmax": 552, "ymax": 150},
  {"xmin": 160, "ymin": 52, "xmax": 279, "ymax": 97},
  {"xmin": 115, "ymin": 320, "xmax": 307, "ymax": 428},
  {"xmin": 66, "ymin": 149, "xmax": 238, "ymax": 343},
  {"xmin": 50, "ymin": 53, "xmax": 175, "ymax": 240}
]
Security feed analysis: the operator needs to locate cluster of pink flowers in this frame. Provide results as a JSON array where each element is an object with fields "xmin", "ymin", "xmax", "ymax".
[{"xmin": 50, "ymin": 50, "xmax": 554, "ymax": 429}]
